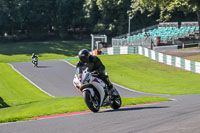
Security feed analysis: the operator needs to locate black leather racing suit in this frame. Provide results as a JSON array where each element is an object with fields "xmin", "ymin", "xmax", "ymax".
[{"xmin": 76, "ymin": 55, "xmax": 113, "ymax": 89}]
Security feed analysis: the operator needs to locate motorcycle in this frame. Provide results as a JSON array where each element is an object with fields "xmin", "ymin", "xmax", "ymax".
[
  {"xmin": 32, "ymin": 57, "xmax": 38, "ymax": 67},
  {"xmin": 73, "ymin": 67, "xmax": 121, "ymax": 112}
]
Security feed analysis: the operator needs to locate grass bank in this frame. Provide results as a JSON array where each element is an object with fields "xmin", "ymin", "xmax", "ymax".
[
  {"xmin": 0, "ymin": 40, "xmax": 90, "ymax": 63},
  {"xmin": 69, "ymin": 54, "xmax": 200, "ymax": 95},
  {"xmin": 185, "ymin": 55, "xmax": 200, "ymax": 62},
  {"xmin": 0, "ymin": 63, "xmax": 51, "ymax": 108}
]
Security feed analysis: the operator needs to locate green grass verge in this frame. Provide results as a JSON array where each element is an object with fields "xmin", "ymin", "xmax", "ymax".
[
  {"xmin": 185, "ymin": 55, "xmax": 200, "ymax": 62},
  {"xmin": 0, "ymin": 96, "xmax": 170, "ymax": 123},
  {"xmin": 69, "ymin": 54, "xmax": 200, "ymax": 95},
  {"xmin": 0, "ymin": 63, "xmax": 51, "ymax": 108},
  {"xmin": 0, "ymin": 40, "xmax": 90, "ymax": 63}
]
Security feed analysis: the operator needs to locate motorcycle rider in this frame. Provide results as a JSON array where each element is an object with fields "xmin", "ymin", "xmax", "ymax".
[
  {"xmin": 31, "ymin": 53, "xmax": 38, "ymax": 63},
  {"xmin": 76, "ymin": 49, "xmax": 114, "ymax": 94}
]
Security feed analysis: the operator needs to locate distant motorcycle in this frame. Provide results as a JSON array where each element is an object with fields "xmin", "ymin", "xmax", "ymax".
[
  {"xmin": 73, "ymin": 67, "xmax": 121, "ymax": 112},
  {"xmin": 32, "ymin": 57, "xmax": 38, "ymax": 67}
]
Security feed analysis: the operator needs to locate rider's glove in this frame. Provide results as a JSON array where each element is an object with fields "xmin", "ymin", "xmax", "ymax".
[{"xmin": 91, "ymin": 71, "xmax": 99, "ymax": 76}]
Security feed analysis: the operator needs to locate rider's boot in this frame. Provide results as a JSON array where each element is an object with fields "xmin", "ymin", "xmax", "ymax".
[
  {"xmin": 107, "ymin": 84, "xmax": 115, "ymax": 96},
  {"xmin": 101, "ymin": 74, "xmax": 117, "ymax": 96}
]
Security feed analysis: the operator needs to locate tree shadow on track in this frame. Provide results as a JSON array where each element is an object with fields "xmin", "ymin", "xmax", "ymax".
[
  {"xmin": 37, "ymin": 66, "xmax": 51, "ymax": 68},
  {"xmin": 100, "ymin": 106, "xmax": 169, "ymax": 113}
]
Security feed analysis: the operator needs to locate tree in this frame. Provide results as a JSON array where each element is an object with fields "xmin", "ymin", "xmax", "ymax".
[
  {"xmin": 83, "ymin": 0, "xmax": 100, "ymax": 32},
  {"xmin": 129, "ymin": 0, "xmax": 200, "ymax": 31},
  {"xmin": 167, "ymin": 0, "xmax": 200, "ymax": 31},
  {"xmin": 96, "ymin": 0, "xmax": 132, "ymax": 35},
  {"xmin": 0, "ymin": 0, "xmax": 9, "ymax": 35},
  {"xmin": 56, "ymin": 0, "xmax": 86, "ymax": 38}
]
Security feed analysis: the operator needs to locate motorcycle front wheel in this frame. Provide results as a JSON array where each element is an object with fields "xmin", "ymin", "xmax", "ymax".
[{"xmin": 83, "ymin": 90, "xmax": 100, "ymax": 112}]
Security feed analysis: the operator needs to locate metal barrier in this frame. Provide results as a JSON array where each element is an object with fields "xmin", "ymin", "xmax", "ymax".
[
  {"xmin": 181, "ymin": 21, "xmax": 198, "ymax": 27},
  {"xmin": 112, "ymin": 36, "xmax": 155, "ymax": 49},
  {"xmin": 158, "ymin": 22, "xmax": 178, "ymax": 28},
  {"xmin": 102, "ymin": 46, "xmax": 200, "ymax": 74},
  {"xmin": 112, "ymin": 22, "xmax": 199, "ymax": 48}
]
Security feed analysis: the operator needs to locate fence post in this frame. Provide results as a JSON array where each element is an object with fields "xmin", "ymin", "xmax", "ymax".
[{"xmin": 182, "ymin": 42, "xmax": 184, "ymax": 49}]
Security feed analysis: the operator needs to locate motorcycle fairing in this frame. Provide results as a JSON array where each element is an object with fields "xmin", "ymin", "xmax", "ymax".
[
  {"xmin": 90, "ymin": 82, "xmax": 105, "ymax": 106},
  {"xmin": 80, "ymin": 83, "xmax": 105, "ymax": 106}
]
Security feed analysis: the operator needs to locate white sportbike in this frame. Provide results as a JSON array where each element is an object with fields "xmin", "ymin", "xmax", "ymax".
[
  {"xmin": 73, "ymin": 67, "xmax": 121, "ymax": 112},
  {"xmin": 32, "ymin": 57, "xmax": 38, "ymax": 67}
]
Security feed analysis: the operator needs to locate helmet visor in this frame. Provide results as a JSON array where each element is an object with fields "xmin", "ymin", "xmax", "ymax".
[{"xmin": 79, "ymin": 55, "xmax": 89, "ymax": 62}]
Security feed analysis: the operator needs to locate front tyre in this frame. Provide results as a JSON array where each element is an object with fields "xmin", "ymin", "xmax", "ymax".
[
  {"xmin": 83, "ymin": 90, "xmax": 100, "ymax": 112},
  {"xmin": 33, "ymin": 61, "xmax": 38, "ymax": 67}
]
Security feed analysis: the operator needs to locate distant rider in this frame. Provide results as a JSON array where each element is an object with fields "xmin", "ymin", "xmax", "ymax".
[
  {"xmin": 31, "ymin": 53, "xmax": 38, "ymax": 63},
  {"xmin": 76, "ymin": 49, "xmax": 114, "ymax": 94}
]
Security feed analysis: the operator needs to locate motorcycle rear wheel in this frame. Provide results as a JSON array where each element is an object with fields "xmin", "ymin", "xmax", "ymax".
[
  {"xmin": 34, "ymin": 63, "xmax": 38, "ymax": 67},
  {"xmin": 83, "ymin": 90, "xmax": 100, "ymax": 112},
  {"xmin": 110, "ymin": 89, "xmax": 121, "ymax": 110}
]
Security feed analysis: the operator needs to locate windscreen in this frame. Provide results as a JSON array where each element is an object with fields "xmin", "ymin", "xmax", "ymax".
[{"xmin": 76, "ymin": 67, "xmax": 86, "ymax": 75}]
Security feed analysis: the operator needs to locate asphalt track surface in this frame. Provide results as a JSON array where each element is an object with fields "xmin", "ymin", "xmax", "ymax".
[{"xmin": 1, "ymin": 60, "xmax": 200, "ymax": 133}]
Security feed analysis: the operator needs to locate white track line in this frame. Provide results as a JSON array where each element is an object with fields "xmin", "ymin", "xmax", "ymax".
[
  {"xmin": 112, "ymin": 82, "xmax": 169, "ymax": 96},
  {"xmin": 8, "ymin": 63, "xmax": 55, "ymax": 97},
  {"xmin": 61, "ymin": 60, "xmax": 76, "ymax": 68}
]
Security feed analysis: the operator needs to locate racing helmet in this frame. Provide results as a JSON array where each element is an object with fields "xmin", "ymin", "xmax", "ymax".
[{"xmin": 78, "ymin": 49, "xmax": 90, "ymax": 62}]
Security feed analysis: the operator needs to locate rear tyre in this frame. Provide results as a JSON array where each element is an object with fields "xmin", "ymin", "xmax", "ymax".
[
  {"xmin": 83, "ymin": 90, "xmax": 100, "ymax": 112},
  {"xmin": 35, "ymin": 62, "xmax": 38, "ymax": 67},
  {"xmin": 110, "ymin": 88, "xmax": 121, "ymax": 110}
]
